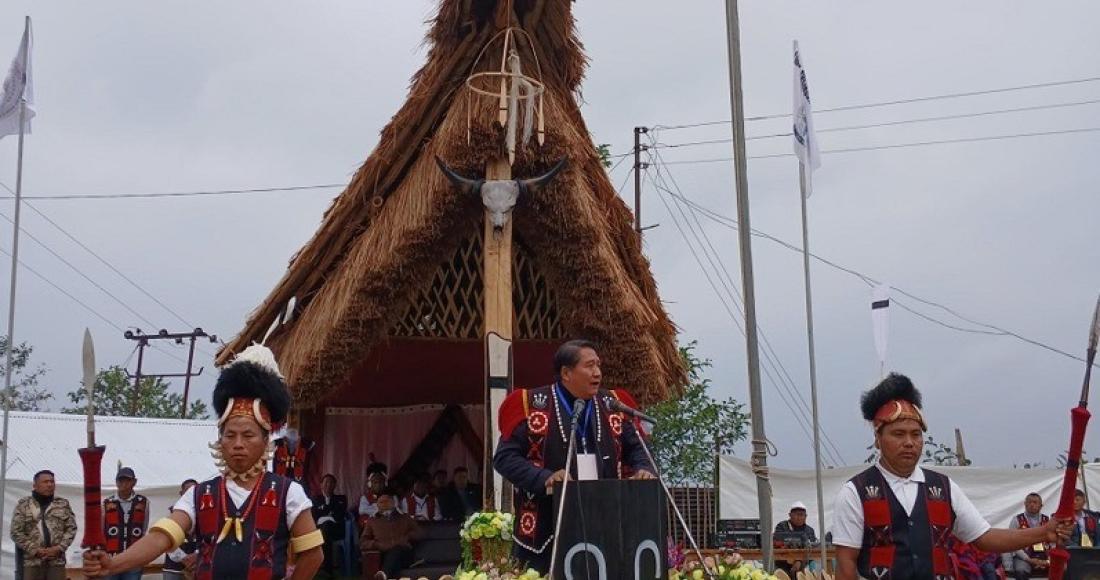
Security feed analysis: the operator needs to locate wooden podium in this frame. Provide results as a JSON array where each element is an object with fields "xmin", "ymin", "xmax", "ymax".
[{"xmin": 551, "ymin": 479, "xmax": 668, "ymax": 579}]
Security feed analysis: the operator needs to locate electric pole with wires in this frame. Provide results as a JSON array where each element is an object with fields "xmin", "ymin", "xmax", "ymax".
[{"xmin": 123, "ymin": 328, "xmax": 217, "ymax": 418}]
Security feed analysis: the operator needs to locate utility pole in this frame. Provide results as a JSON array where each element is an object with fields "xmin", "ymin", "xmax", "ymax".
[
  {"xmin": 123, "ymin": 328, "xmax": 217, "ymax": 417},
  {"xmin": 633, "ymin": 126, "xmax": 649, "ymax": 234},
  {"xmin": 723, "ymin": 0, "xmax": 773, "ymax": 569}
]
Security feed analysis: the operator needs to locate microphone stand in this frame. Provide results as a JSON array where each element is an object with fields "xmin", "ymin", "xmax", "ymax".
[
  {"xmin": 548, "ymin": 398, "xmax": 586, "ymax": 579},
  {"xmin": 635, "ymin": 420, "xmax": 718, "ymax": 580}
]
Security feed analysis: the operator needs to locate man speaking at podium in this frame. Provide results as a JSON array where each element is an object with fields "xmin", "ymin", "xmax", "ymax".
[{"xmin": 494, "ymin": 339, "xmax": 656, "ymax": 573}]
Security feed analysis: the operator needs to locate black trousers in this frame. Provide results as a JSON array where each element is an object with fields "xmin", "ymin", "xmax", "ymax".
[
  {"xmin": 380, "ymin": 545, "xmax": 413, "ymax": 577},
  {"xmin": 318, "ymin": 521, "xmax": 342, "ymax": 573}
]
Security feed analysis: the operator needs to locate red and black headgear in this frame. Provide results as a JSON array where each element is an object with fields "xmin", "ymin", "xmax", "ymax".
[
  {"xmin": 860, "ymin": 373, "xmax": 927, "ymax": 432},
  {"xmin": 212, "ymin": 344, "xmax": 291, "ymax": 434}
]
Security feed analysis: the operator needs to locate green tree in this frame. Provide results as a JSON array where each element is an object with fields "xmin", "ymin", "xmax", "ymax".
[
  {"xmin": 0, "ymin": 336, "xmax": 52, "ymax": 411},
  {"xmin": 62, "ymin": 365, "xmax": 209, "ymax": 419},
  {"xmin": 596, "ymin": 144, "xmax": 613, "ymax": 169},
  {"xmin": 648, "ymin": 341, "xmax": 749, "ymax": 485}
]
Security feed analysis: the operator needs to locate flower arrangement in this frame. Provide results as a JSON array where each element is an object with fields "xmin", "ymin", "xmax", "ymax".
[
  {"xmin": 668, "ymin": 552, "xmax": 781, "ymax": 580},
  {"xmin": 459, "ymin": 511, "xmax": 515, "ymax": 568},
  {"xmin": 451, "ymin": 559, "xmax": 545, "ymax": 580}
]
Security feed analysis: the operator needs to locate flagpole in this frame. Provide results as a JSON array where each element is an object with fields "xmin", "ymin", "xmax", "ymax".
[
  {"xmin": 723, "ymin": 0, "xmax": 774, "ymax": 570},
  {"xmin": 0, "ymin": 16, "xmax": 31, "ymax": 569},
  {"xmin": 798, "ymin": 163, "xmax": 828, "ymax": 572}
]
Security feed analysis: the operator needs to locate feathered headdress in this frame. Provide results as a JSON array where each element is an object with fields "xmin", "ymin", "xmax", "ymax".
[
  {"xmin": 860, "ymin": 373, "xmax": 927, "ymax": 432},
  {"xmin": 212, "ymin": 344, "xmax": 291, "ymax": 433}
]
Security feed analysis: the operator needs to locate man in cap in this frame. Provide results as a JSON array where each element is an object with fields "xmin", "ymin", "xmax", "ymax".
[
  {"xmin": 82, "ymin": 345, "xmax": 324, "ymax": 579},
  {"xmin": 774, "ymin": 501, "xmax": 818, "ymax": 575},
  {"xmin": 102, "ymin": 466, "xmax": 149, "ymax": 580},
  {"xmin": 832, "ymin": 373, "xmax": 1072, "ymax": 580},
  {"xmin": 494, "ymin": 339, "xmax": 655, "ymax": 573}
]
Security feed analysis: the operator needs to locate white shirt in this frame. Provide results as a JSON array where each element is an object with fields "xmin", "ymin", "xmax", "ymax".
[
  {"xmin": 358, "ymin": 494, "xmax": 380, "ymax": 518},
  {"xmin": 400, "ymin": 494, "xmax": 442, "ymax": 521},
  {"xmin": 172, "ymin": 478, "xmax": 311, "ymax": 533},
  {"xmin": 832, "ymin": 463, "xmax": 991, "ymax": 548}
]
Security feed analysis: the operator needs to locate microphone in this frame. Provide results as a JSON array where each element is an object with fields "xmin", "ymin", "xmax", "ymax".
[
  {"xmin": 607, "ymin": 398, "xmax": 658, "ymax": 425},
  {"xmin": 572, "ymin": 398, "xmax": 587, "ymax": 418}
]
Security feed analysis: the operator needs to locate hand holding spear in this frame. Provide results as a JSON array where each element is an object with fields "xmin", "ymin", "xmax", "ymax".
[{"xmin": 1049, "ymin": 295, "xmax": 1100, "ymax": 580}]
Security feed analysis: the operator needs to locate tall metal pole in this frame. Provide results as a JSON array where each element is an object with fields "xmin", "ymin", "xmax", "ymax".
[
  {"xmin": 0, "ymin": 17, "xmax": 32, "ymax": 568},
  {"xmin": 722, "ymin": 0, "xmax": 773, "ymax": 568},
  {"xmin": 799, "ymin": 163, "xmax": 828, "ymax": 570}
]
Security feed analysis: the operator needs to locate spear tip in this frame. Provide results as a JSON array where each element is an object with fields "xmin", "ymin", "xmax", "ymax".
[{"xmin": 1090, "ymin": 293, "xmax": 1100, "ymax": 353}]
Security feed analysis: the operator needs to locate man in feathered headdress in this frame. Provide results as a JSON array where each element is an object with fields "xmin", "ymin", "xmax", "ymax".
[
  {"xmin": 832, "ymin": 373, "xmax": 1070, "ymax": 580},
  {"xmin": 82, "ymin": 345, "xmax": 324, "ymax": 579}
]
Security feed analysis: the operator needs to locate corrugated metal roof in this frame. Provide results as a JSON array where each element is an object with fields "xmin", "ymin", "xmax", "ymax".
[{"xmin": 1, "ymin": 411, "xmax": 220, "ymax": 485}]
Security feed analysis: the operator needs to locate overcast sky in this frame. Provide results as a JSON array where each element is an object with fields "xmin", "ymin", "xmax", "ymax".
[{"xmin": 0, "ymin": 1, "xmax": 1097, "ymax": 469}]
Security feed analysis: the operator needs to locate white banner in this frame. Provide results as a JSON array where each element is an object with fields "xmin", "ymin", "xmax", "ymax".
[
  {"xmin": 792, "ymin": 40, "xmax": 820, "ymax": 196},
  {"xmin": 871, "ymin": 283, "xmax": 890, "ymax": 375},
  {"xmin": 719, "ymin": 456, "xmax": 1100, "ymax": 533},
  {"xmin": 0, "ymin": 17, "xmax": 33, "ymax": 139}
]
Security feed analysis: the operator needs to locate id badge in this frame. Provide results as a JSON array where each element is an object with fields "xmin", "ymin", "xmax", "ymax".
[{"xmin": 577, "ymin": 453, "xmax": 598, "ymax": 481}]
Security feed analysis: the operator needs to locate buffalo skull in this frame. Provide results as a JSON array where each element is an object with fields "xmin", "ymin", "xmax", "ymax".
[{"xmin": 435, "ymin": 157, "xmax": 567, "ymax": 230}]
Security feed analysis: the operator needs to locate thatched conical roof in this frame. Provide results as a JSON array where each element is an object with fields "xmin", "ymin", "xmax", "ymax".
[{"xmin": 217, "ymin": 0, "xmax": 686, "ymax": 405}]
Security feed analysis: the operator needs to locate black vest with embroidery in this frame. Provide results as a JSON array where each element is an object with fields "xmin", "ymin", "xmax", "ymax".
[
  {"xmin": 193, "ymin": 473, "xmax": 291, "ymax": 580},
  {"xmin": 512, "ymin": 385, "xmax": 628, "ymax": 556},
  {"xmin": 1014, "ymin": 513, "xmax": 1050, "ymax": 559},
  {"xmin": 852, "ymin": 466, "xmax": 956, "ymax": 580},
  {"xmin": 103, "ymin": 494, "xmax": 148, "ymax": 554}
]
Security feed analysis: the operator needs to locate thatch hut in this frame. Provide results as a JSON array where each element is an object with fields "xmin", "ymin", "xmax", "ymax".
[{"xmin": 217, "ymin": 0, "xmax": 685, "ymax": 496}]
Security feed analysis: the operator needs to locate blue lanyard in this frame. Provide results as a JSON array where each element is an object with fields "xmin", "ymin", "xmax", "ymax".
[{"xmin": 554, "ymin": 383, "xmax": 593, "ymax": 444}]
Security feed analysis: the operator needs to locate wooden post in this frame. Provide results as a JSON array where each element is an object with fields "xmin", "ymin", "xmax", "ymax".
[
  {"xmin": 483, "ymin": 156, "xmax": 514, "ymax": 511},
  {"xmin": 954, "ymin": 427, "xmax": 968, "ymax": 466}
]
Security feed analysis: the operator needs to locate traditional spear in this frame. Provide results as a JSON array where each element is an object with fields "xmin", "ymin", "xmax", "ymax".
[
  {"xmin": 1049, "ymin": 295, "xmax": 1100, "ymax": 580},
  {"xmin": 77, "ymin": 328, "xmax": 107, "ymax": 552}
]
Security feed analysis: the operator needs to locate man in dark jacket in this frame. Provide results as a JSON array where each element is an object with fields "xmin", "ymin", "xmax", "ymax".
[
  {"xmin": 311, "ymin": 473, "xmax": 348, "ymax": 578},
  {"xmin": 493, "ymin": 339, "xmax": 654, "ymax": 573}
]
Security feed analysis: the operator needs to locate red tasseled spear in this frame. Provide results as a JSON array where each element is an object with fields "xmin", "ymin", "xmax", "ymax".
[
  {"xmin": 1049, "ymin": 295, "xmax": 1100, "ymax": 580},
  {"xmin": 78, "ymin": 329, "xmax": 106, "ymax": 551}
]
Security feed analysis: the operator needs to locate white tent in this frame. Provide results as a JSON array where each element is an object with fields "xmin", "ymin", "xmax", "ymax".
[
  {"xmin": 719, "ymin": 455, "xmax": 1100, "ymax": 534},
  {"xmin": 0, "ymin": 411, "xmax": 219, "ymax": 578}
]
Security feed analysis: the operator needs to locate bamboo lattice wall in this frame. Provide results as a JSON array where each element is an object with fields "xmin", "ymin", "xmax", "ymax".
[{"xmin": 390, "ymin": 231, "xmax": 565, "ymax": 340}]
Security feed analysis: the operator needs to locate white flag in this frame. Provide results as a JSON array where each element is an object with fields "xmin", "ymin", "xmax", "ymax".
[
  {"xmin": 871, "ymin": 283, "xmax": 890, "ymax": 376},
  {"xmin": 0, "ymin": 18, "xmax": 34, "ymax": 139},
  {"xmin": 792, "ymin": 40, "xmax": 820, "ymax": 196}
]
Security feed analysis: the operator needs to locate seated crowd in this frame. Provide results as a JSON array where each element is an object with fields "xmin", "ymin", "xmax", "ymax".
[{"xmin": 308, "ymin": 457, "xmax": 482, "ymax": 578}]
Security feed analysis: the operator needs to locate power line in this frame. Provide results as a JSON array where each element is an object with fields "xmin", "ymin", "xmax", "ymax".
[
  {"xmin": 0, "ymin": 183, "xmax": 344, "ymax": 201},
  {"xmin": 646, "ymin": 147, "xmax": 848, "ymax": 464},
  {"xmin": 0, "ymin": 210, "xmax": 164, "ymax": 330},
  {"xmin": 666, "ymin": 190, "xmax": 1097, "ymax": 367},
  {"xmin": 655, "ymin": 126, "xmax": 1100, "ymax": 165},
  {"xmin": 651, "ymin": 75, "xmax": 1100, "ymax": 131},
  {"xmin": 645, "ymin": 167, "xmax": 834, "ymax": 463},
  {"xmin": 0, "ymin": 246, "xmax": 188, "ymax": 365},
  {"xmin": 651, "ymin": 98, "xmax": 1100, "ymax": 150},
  {"xmin": 0, "ymin": 182, "xmax": 218, "ymax": 359}
]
